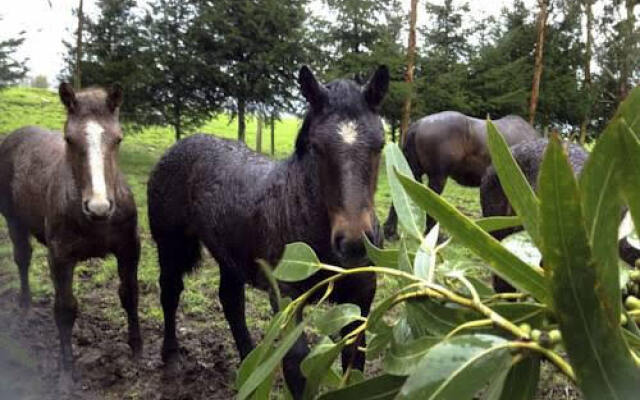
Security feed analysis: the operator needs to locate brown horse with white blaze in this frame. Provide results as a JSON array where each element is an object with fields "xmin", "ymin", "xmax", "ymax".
[{"xmin": 0, "ymin": 83, "xmax": 141, "ymax": 389}]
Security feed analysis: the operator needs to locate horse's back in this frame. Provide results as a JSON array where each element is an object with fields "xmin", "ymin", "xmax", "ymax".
[
  {"xmin": 148, "ymin": 134, "xmax": 275, "ymax": 240},
  {"xmin": 412, "ymin": 112, "xmax": 470, "ymax": 168},
  {"xmin": 494, "ymin": 116, "xmax": 540, "ymax": 145},
  {"xmin": 0, "ymin": 127, "xmax": 63, "ymax": 221}
]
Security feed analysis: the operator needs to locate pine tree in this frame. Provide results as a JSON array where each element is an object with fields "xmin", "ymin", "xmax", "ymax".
[
  {"xmin": 62, "ymin": 0, "xmax": 150, "ymax": 124},
  {"xmin": 195, "ymin": 0, "xmax": 310, "ymax": 142},
  {"xmin": 0, "ymin": 22, "xmax": 28, "ymax": 89},
  {"xmin": 594, "ymin": 0, "xmax": 640, "ymax": 129},
  {"xmin": 468, "ymin": 1, "xmax": 535, "ymax": 119},
  {"xmin": 141, "ymin": 0, "xmax": 221, "ymax": 140},
  {"xmin": 415, "ymin": 0, "xmax": 474, "ymax": 117}
]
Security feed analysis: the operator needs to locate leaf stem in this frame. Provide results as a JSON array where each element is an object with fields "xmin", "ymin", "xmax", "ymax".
[{"xmin": 508, "ymin": 341, "xmax": 576, "ymax": 381}]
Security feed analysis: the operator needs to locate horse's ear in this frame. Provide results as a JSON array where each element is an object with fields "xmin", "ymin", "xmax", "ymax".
[
  {"xmin": 59, "ymin": 82, "xmax": 77, "ymax": 113},
  {"xmin": 107, "ymin": 83, "xmax": 124, "ymax": 112},
  {"xmin": 298, "ymin": 65, "xmax": 327, "ymax": 111},
  {"xmin": 364, "ymin": 65, "xmax": 390, "ymax": 110}
]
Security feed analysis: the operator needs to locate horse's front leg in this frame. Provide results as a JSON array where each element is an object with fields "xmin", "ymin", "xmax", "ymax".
[
  {"xmin": 219, "ymin": 265, "xmax": 254, "ymax": 359},
  {"xmin": 426, "ymin": 173, "xmax": 447, "ymax": 234},
  {"xmin": 49, "ymin": 253, "xmax": 77, "ymax": 390},
  {"xmin": 114, "ymin": 231, "xmax": 143, "ymax": 358},
  {"xmin": 337, "ymin": 272, "xmax": 376, "ymax": 372},
  {"xmin": 282, "ymin": 307, "xmax": 310, "ymax": 400}
]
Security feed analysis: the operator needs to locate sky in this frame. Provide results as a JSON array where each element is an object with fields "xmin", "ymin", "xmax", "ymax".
[{"xmin": 0, "ymin": 0, "xmax": 534, "ymax": 87}]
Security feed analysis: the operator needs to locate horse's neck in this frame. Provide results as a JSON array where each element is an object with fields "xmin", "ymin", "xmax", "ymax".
[{"xmin": 275, "ymin": 154, "xmax": 328, "ymax": 232}]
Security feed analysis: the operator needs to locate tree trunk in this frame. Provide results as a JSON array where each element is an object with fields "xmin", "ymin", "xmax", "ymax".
[
  {"xmin": 400, "ymin": 0, "xmax": 418, "ymax": 147},
  {"xmin": 237, "ymin": 98, "xmax": 246, "ymax": 143},
  {"xmin": 256, "ymin": 116, "xmax": 263, "ymax": 153},
  {"xmin": 74, "ymin": 0, "xmax": 84, "ymax": 90},
  {"xmin": 174, "ymin": 99, "xmax": 182, "ymax": 141},
  {"xmin": 580, "ymin": 0, "xmax": 594, "ymax": 144},
  {"xmin": 620, "ymin": 0, "xmax": 637, "ymax": 102},
  {"xmin": 270, "ymin": 113, "xmax": 275, "ymax": 156},
  {"xmin": 528, "ymin": 0, "xmax": 549, "ymax": 125}
]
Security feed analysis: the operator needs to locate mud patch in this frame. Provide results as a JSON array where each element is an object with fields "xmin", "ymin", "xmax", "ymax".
[{"xmin": 0, "ymin": 289, "xmax": 238, "ymax": 400}]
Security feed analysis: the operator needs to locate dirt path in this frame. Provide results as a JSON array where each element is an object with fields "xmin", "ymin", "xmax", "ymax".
[{"xmin": 0, "ymin": 285, "xmax": 238, "ymax": 400}]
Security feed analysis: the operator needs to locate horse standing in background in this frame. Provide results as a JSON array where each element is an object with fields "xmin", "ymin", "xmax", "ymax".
[
  {"xmin": 147, "ymin": 66, "xmax": 389, "ymax": 398},
  {"xmin": 0, "ymin": 84, "xmax": 142, "ymax": 389},
  {"xmin": 481, "ymin": 138, "xmax": 640, "ymax": 292},
  {"xmin": 384, "ymin": 111, "xmax": 540, "ymax": 239}
]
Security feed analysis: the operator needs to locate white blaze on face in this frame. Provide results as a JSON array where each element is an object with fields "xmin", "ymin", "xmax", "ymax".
[
  {"xmin": 338, "ymin": 121, "xmax": 358, "ymax": 145},
  {"xmin": 85, "ymin": 120, "xmax": 110, "ymax": 216}
]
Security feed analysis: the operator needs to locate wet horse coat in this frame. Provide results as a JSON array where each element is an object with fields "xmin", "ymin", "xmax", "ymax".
[
  {"xmin": 0, "ymin": 84, "xmax": 141, "ymax": 389},
  {"xmin": 384, "ymin": 111, "xmax": 539, "ymax": 238},
  {"xmin": 481, "ymin": 138, "xmax": 640, "ymax": 292},
  {"xmin": 147, "ymin": 66, "xmax": 389, "ymax": 398}
]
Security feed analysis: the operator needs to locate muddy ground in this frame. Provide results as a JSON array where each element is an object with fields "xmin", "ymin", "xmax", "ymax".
[{"xmin": 0, "ymin": 278, "xmax": 239, "ymax": 400}]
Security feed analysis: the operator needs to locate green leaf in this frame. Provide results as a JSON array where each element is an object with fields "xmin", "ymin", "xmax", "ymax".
[
  {"xmin": 398, "ymin": 239, "xmax": 413, "ymax": 274},
  {"xmin": 489, "ymin": 303, "xmax": 549, "ymax": 328},
  {"xmin": 273, "ymin": 242, "xmax": 322, "ymax": 282},
  {"xmin": 346, "ymin": 370, "xmax": 365, "ymax": 386},
  {"xmin": 396, "ymin": 334, "xmax": 513, "ymax": 400},
  {"xmin": 385, "ymin": 143, "xmax": 426, "ymax": 240},
  {"xmin": 363, "ymin": 234, "xmax": 399, "ymax": 268},
  {"xmin": 485, "ymin": 356, "xmax": 540, "ymax": 400},
  {"xmin": 580, "ymin": 120, "xmax": 624, "ymax": 319},
  {"xmin": 475, "ymin": 216, "xmax": 522, "ymax": 233},
  {"xmin": 236, "ymin": 310, "xmax": 288, "ymax": 390},
  {"xmin": 301, "ymin": 337, "xmax": 344, "ymax": 400},
  {"xmin": 237, "ymin": 323, "xmax": 306, "ymax": 400},
  {"xmin": 317, "ymin": 374, "xmax": 407, "ymax": 400},
  {"xmin": 618, "ymin": 119, "xmax": 640, "ymax": 252},
  {"xmin": 623, "ymin": 329, "xmax": 640, "ymax": 354},
  {"xmin": 367, "ymin": 284, "xmax": 422, "ymax": 333},
  {"xmin": 395, "ymin": 169, "xmax": 550, "ymax": 304},
  {"xmin": 366, "ymin": 325, "xmax": 393, "ymax": 359},
  {"xmin": 383, "ymin": 334, "xmax": 440, "ymax": 376},
  {"xmin": 538, "ymin": 135, "xmax": 640, "ymax": 399},
  {"xmin": 465, "ymin": 276, "xmax": 495, "ymax": 299},
  {"xmin": 414, "ymin": 224, "xmax": 439, "ymax": 282},
  {"xmin": 406, "ymin": 298, "xmax": 482, "ymax": 337},
  {"xmin": 257, "ymin": 259, "xmax": 281, "ymax": 311},
  {"xmin": 486, "ymin": 120, "xmax": 541, "ymax": 246},
  {"xmin": 314, "ymin": 303, "xmax": 362, "ymax": 336}
]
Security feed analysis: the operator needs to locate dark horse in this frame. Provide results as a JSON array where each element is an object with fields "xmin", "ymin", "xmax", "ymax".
[
  {"xmin": 147, "ymin": 65, "xmax": 389, "ymax": 398},
  {"xmin": 481, "ymin": 138, "xmax": 640, "ymax": 292},
  {"xmin": 0, "ymin": 84, "xmax": 141, "ymax": 388},
  {"xmin": 383, "ymin": 111, "xmax": 539, "ymax": 239}
]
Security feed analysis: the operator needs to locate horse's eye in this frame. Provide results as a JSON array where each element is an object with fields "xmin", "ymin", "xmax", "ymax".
[
  {"xmin": 64, "ymin": 136, "xmax": 72, "ymax": 145},
  {"xmin": 115, "ymin": 137, "xmax": 123, "ymax": 145}
]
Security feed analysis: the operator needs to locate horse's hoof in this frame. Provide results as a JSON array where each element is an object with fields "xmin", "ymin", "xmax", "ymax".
[
  {"xmin": 18, "ymin": 294, "xmax": 31, "ymax": 309},
  {"xmin": 162, "ymin": 353, "xmax": 183, "ymax": 378},
  {"xmin": 129, "ymin": 337, "xmax": 143, "ymax": 360},
  {"xmin": 57, "ymin": 370, "xmax": 74, "ymax": 398}
]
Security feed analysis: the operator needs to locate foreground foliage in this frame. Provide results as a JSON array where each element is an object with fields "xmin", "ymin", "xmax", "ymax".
[{"xmin": 237, "ymin": 87, "xmax": 640, "ymax": 399}]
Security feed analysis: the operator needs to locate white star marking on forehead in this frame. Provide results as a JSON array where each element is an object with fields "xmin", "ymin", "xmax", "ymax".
[{"xmin": 338, "ymin": 121, "xmax": 358, "ymax": 145}]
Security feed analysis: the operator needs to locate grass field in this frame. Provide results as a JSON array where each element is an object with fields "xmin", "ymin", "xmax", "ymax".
[
  {"xmin": 0, "ymin": 87, "xmax": 483, "ymax": 320},
  {"xmin": 0, "ymin": 87, "xmax": 574, "ymax": 399}
]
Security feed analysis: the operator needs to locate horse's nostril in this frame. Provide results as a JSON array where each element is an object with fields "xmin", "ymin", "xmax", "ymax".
[
  {"xmin": 333, "ymin": 233, "xmax": 347, "ymax": 254},
  {"xmin": 82, "ymin": 200, "xmax": 91, "ymax": 215},
  {"xmin": 108, "ymin": 200, "xmax": 116, "ymax": 214},
  {"xmin": 364, "ymin": 230, "xmax": 376, "ymax": 244}
]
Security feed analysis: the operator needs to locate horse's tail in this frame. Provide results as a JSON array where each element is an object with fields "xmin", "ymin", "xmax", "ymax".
[{"xmin": 401, "ymin": 123, "xmax": 422, "ymax": 179}]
